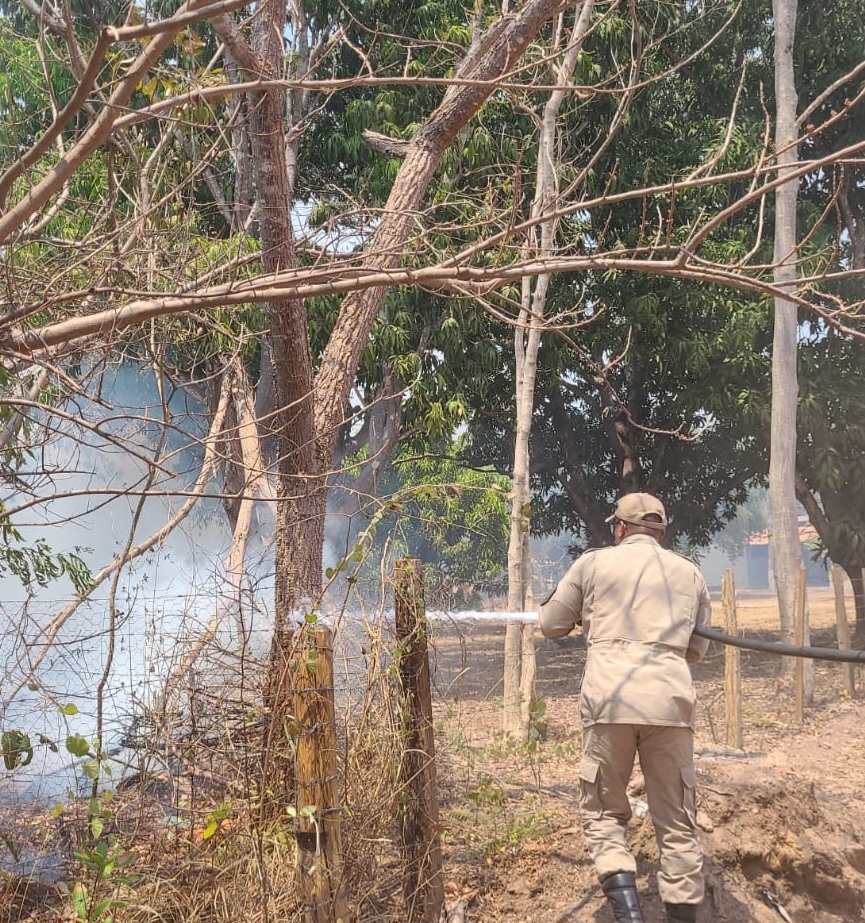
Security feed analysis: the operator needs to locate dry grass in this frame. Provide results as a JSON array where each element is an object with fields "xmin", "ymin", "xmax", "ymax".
[
  {"xmin": 0, "ymin": 617, "xmax": 424, "ymax": 923},
  {"xmin": 2, "ymin": 583, "xmax": 859, "ymax": 923},
  {"xmin": 730, "ymin": 584, "xmax": 852, "ymax": 632}
]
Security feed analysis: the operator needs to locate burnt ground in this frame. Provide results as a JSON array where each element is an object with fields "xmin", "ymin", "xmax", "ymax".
[{"xmin": 429, "ymin": 619, "xmax": 865, "ymax": 923}]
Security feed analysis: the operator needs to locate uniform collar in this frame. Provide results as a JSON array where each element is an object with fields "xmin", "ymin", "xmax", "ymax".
[{"xmin": 619, "ymin": 533, "xmax": 662, "ymax": 547}]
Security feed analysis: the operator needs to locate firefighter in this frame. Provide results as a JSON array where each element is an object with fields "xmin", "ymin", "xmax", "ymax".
[{"xmin": 539, "ymin": 492, "xmax": 711, "ymax": 923}]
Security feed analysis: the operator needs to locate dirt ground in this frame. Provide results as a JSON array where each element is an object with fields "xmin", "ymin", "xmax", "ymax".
[
  {"xmin": 2, "ymin": 588, "xmax": 863, "ymax": 923},
  {"xmin": 430, "ymin": 586, "xmax": 865, "ymax": 923}
]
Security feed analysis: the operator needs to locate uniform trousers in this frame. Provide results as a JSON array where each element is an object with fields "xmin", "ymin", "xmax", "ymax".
[{"xmin": 578, "ymin": 723, "xmax": 704, "ymax": 905}]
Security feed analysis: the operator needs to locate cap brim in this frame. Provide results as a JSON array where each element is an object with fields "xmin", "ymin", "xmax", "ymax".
[{"xmin": 613, "ymin": 514, "xmax": 667, "ymax": 530}]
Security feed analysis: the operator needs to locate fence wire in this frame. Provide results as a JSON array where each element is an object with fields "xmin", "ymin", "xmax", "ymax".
[{"xmin": 0, "ymin": 577, "xmax": 861, "ymax": 923}]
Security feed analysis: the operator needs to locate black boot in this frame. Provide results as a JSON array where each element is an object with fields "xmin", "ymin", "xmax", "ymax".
[
  {"xmin": 601, "ymin": 872, "xmax": 645, "ymax": 923},
  {"xmin": 664, "ymin": 902, "xmax": 698, "ymax": 923}
]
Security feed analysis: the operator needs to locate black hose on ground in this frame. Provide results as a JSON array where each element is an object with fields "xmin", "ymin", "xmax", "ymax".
[{"xmin": 694, "ymin": 625, "xmax": 865, "ymax": 663}]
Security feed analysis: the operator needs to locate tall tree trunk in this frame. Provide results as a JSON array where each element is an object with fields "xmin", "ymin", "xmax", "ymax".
[
  {"xmin": 770, "ymin": 0, "xmax": 812, "ymax": 699},
  {"xmin": 769, "ymin": 0, "xmax": 801, "ymax": 670},
  {"xmin": 503, "ymin": 0, "xmax": 595, "ymax": 739},
  {"xmin": 212, "ymin": 27, "xmax": 332, "ymax": 912},
  {"xmin": 213, "ymin": 8, "xmax": 322, "ymax": 624}
]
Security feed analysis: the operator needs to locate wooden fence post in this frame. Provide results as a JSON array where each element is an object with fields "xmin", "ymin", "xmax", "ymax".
[
  {"xmin": 394, "ymin": 559, "xmax": 445, "ymax": 923},
  {"xmin": 831, "ymin": 566, "xmax": 856, "ymax": 696},
  {"xmin": 795, "ymin": 566, "xmax": 806, "ymax": 724},
  {"xmin": 721, "ymin": 570, "xmax": 742, "ymax": 749},
  {"xmin": 294, "ymin": 626, "xmax": 349, "ymax": 923}
]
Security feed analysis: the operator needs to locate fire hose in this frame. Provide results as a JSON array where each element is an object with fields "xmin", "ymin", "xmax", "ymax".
[
  {"xmin": 693, "ymin": 625, "xmax": 865, "ymax": 663},
  {"xmin": 429, "ymin": 613, "xmax": 865, "ymax": 663}
]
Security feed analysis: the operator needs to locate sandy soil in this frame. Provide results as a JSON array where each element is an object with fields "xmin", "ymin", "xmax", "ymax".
[{"xmin": 430, "ymin": 589, "xmax": 865, "ymax": 923}]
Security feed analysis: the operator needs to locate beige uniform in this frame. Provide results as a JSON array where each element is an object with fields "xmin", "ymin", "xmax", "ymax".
[{"xmin": 539, "ymin": 533, "xmax": 712, "ymax": 905}]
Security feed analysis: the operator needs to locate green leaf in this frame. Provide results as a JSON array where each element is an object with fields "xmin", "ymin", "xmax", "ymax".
[
  {"xmin": 82, "ymin": 759, "xmax": 101, "ymax": 781},
  {"xmin": 65, "ymin": 734, "xmax": 91, "ymax": 758},
  {"xmin": 201, "ymin": 819, "xmax": 218, "ymax": 840},
  {"xmin": 2, "ymin": 730, "xmax": 33, "ymax": 769},
  {"xmin": 72, "ymin": 884, "xmax": 88, "ymax": 918},
  {"xmin": 59, "ymin": 702, "xmax": 79, "ymax": 716},
  {"xmin": 2, "ymin": 833, "xmax": 20, "ymax": 862}
]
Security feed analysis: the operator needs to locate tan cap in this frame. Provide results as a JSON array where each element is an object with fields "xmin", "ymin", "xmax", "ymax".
[{"xmin": 605, "ymin": 492, "xmax": 667, "ymax": 531}]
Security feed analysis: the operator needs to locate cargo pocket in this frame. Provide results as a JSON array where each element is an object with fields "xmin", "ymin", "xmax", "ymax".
[
  {"xmin": 681, "ymin": 766, "xmax": 697, "ymax": 828},
  {"xmin": 579, "ymin": 756, "xmax": 603, "ymax": 819}
]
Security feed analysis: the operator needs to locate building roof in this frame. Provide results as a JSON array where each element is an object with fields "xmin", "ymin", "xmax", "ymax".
[{"xmin": 748, "ymin": 521, "xmax": 819, "ymax": 546}]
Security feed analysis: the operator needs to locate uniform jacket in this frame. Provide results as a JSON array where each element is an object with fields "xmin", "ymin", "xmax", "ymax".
[{"xmin": 539, "ymin": 534, "xmax": 712, "ymax": 729}]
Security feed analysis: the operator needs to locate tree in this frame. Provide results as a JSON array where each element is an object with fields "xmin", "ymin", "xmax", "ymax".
[
  {"xmin": 3, "ymin": 0, "xmax": 865, "ymax": 864},
  {"xmin": 467, "ymin": 271, "xmax": 771, "ymax": 554},
  {"xmin": 334, "ymin": 443, "xmax": 510, "ymax": 609},
  {"xmin": 462, "ymin": 0, "xmax": 775, "ymax": 554},
  {"xmin": 503, "ymin": 0, "xmax": 596, "ymax": 741},
  {"xmin": 791, "ymin": 0, "xmax": 865, "ymax": 645},
  {"xmin": 769, "ymin": 0, "xmax": 803, "ymax": 659},
  {"xmin": 797, "ymin": 329, "xmax": 865, "ymax": 645}
]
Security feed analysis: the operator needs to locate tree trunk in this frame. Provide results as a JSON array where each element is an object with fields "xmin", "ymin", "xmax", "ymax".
[
  {"xmin": 312, "ymin": 0, "xmax": 569, "ymax": 453},
  {"xmin": 504, "ymin": 295, "xmax": 543, "ymax": 739},
  {"xmin": 769, "ymin": 0, "xmax": 801, "ymax": 668},
  {"xmin": 795, "ymin": 475, "xmax": 865, "ymax": 647},
  {"xmin": 213, "ymin": 6, "xmax": 323, "ymax": 621},
  {"xmin": 844, "ymin": 567, "xmax": 865, "ymax": 647},
  {"xmin": 503, "ymin": 0, "xmax": 595, "ymax": 739},
  {"xmin": 213, "ymin": 26, "xmax": 333, "ymax": 909}
]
